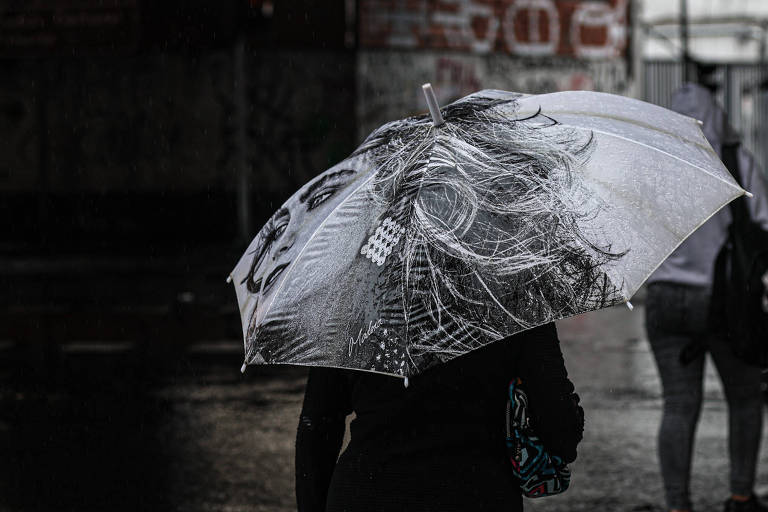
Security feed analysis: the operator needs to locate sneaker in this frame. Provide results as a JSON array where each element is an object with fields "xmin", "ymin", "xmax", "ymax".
[{"xmin": 724, "ymin": 495, "xmax": 768, "ymax": 512}]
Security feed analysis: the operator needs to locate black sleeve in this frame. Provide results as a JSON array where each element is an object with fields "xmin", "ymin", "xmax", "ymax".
[
  {"xmin": 517, "ymin": 322, "xmax": 584, "ymax": 464},
  {"xmin": 295, "ymin": 367, "xmax": 352, "ymax": 512}
]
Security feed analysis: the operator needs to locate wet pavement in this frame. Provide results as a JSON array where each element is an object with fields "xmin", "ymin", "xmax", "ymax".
[
  {"xmin": 2, "ymin": 303, "xmax": 768, "ymax": 511},
  {"xmin": 526, "ymin": 304, "xmax": 768, "ymax": 512}
]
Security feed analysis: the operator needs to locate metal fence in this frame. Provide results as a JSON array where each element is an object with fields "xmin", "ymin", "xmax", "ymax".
[{"xmin": 643, "ymin": 60, "xmax": 768, "ymax": 174}]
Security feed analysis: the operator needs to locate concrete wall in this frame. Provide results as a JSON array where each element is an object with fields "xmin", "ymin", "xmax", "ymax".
[
  {"xmin": 356, "ymin": 51, "xmax": 630, "ymax": 139},
  {"xmin": 0, "ymin": 61, "xmax": 39, "ymax": 192},
  {"xmin": 246, "ymin": 50, "xmax": 357, "ymax": 211},
  {"xmin": 355, "ymin": 0, "xmax": 632, "ymax": 139},
  {"xmin": 0, "ymin": 48, "xmax": 356, "ymax": 248},
  {"xmin": 0, "ymin": 0, "xmax": 631, "ymax": 249}
]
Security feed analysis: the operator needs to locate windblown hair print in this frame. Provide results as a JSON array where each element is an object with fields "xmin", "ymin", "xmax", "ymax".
[{"xmin": 355, "ymin": 94, "xmax": 626, "ymax": 368}]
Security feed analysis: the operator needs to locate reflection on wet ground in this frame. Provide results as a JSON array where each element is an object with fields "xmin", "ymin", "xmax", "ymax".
[
  {"xmin": 2, "ymin": 304, "xmax": 768, "ymax": 511},
  {"xmin": 529, "ymin": 305, "xmax": 768, "ymax": 512},
  {"xmin": 1, "ymin": 347, "xmax": 306, "ymax": 512}
]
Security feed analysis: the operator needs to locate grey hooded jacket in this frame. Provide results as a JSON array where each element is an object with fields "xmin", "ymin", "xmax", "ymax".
[{"xmin": 647, "ymin": 83, "xmax": 768, "ymax": 287}]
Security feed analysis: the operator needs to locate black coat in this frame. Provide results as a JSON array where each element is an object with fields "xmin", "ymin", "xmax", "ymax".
[{"xmin": 295, "ymin": 322, "xmax": 583, "ymax": 512}]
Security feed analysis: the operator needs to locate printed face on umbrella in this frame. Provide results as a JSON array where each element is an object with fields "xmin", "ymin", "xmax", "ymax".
[
  {"xmin": 239, "ymin": 159, "xmax": 367, "ymax": 337},
  {"xmin": 231, "ymin": 88, "xmax": 743, "ymax": 377}
]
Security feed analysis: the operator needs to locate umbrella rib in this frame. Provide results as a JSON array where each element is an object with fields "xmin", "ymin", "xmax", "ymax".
[
  {"xmin": 256, "ymin": 161, "xmax": 383, "ymax": 326},
  {"xmin": 556, "ymin": 122, "xmax": 745, "ymax": 195},
  {"xmin": 626, "ymin": 189, "xmax": 741, "ymax": 300},
  {"xmin": 515, "ymin": 100, "xmax": 713, "ymax": 153}
]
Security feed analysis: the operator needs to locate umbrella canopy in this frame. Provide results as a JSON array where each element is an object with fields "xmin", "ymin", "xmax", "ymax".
[{"xmin": 230, "ymin": 88, "xmax": 745, "ymax": 378}]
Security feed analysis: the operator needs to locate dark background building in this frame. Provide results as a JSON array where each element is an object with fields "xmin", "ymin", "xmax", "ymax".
[
  {"xmin": 0, "ymin": 0, "xmax": 632, "ymax": 371},
  {"xmin": 1, "ymin": 0, "xmax": 356, "ymax": 252},
  {"xmin": 0, "ymin": 0, "xmax": 358, "ymax": 375},
  {"xmin": 0, "ymin": 1, "xmax": 632, "ymax": 510}
]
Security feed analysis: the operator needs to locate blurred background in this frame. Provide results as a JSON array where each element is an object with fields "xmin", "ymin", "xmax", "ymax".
[{"xmin": 2, "ymin": 1, "xmax": 768, "ymax": 511}]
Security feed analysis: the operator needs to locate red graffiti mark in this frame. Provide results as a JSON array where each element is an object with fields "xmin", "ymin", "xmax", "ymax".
[{"xmin": 359, "ymin": 0, "xmax": 628, "ymax": 59}]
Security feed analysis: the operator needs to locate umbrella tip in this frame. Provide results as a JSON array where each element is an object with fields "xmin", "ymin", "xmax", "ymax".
[
  {"xmin": 240, "ymin": 362, "xmax": 247, "ymax": 374},
  {"xmin": 745, "ymin": 191, "xmax": 755, "ymax": 198},
  {"xmin": 226, "ymin": 275, "xmax": 233, "ymax": 284},
  {"xmin": 404, "ymin": 377, "xmax": 410, "ymax": 388},
  {"xmin": 626, "ymin": 301, "xmax": 634, "ymax": 311},
  {"xmin": 421, "ymin": 83, "xmax": 445, "ymax": 127}
]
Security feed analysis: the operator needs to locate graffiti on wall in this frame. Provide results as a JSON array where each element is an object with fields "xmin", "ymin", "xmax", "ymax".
[
  {"xmin": 431, "ymin": 56, "xmax": 596, "ymax": 102},
  {"xmin": 356, "ymin": 51, "xmax": 629, "ymax": 140},
  {"xmin": 359, "ymin": 0, "xmax": 628, "ymax": 59}
]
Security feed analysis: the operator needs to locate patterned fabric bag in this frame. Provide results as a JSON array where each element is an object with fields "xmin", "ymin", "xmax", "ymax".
[{"xmin": 505, "ymin": 379, "xmax": 571, "ymax": 498}]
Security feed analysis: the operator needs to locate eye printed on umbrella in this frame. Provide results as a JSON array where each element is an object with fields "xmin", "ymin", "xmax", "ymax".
[
  {"xmin": 232, "ymin": 162, "xmax": 367, "ymax": 359},
  {"xmin": 230, "ymin": 88, "xmax": 746, "ymax": 378}
]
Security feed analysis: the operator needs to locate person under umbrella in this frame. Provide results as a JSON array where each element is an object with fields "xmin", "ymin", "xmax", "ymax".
[
  {"xmin": 645, "ymin": 82, "xmax": 768, "ymax": 512},
  {"xmin": 291, "ymin": 90, "xmax": 591, "ymax": 511},
  {"xmin": 230, "ymin": 85, "xmax": 746, "ymax": 510},
  {"xmin": 296, "ymin": 325, "xmax": 581, "ymax": 512}
]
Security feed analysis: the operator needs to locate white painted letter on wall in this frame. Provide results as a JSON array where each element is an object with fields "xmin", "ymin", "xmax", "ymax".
[{"xmin": 502, "ymin": 0, "xmax": 559, "ymax": 57}]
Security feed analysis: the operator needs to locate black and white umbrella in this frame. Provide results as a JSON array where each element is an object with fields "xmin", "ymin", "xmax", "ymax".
[{"xmin": 229, "ymin": 85, "xmax": 746, "ymax": 379}]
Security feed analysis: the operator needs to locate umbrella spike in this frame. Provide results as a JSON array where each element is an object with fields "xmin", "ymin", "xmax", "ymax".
[
  {"xmin": 422, "ymin": 83, "xmax": 445, "ymax": 127},
  {"xmin": 226, "ymin": 275, "xmax": 233, "ymax": 284},
  {"xmin": 746, "ymin": 191, "xmax": 755, "ymax": 198},
  {"xmin": 626, "ymin": 301, "xmax": 634, "ymax": 311},
  {"xmin": 404, "ymin": 377, "xmax": 410, "ymax": 388},
  {"xmin": 240, "ymin": 362, "xmax": 247, "ymax": 373}
]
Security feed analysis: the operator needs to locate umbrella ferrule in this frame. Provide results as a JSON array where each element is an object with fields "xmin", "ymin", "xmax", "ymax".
[{"xmin": 422, "ymin": 83, "xmax": 445, "ymax": 127}]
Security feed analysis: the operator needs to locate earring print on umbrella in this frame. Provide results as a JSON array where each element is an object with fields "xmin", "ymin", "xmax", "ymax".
[
  {"xmin": 360, "ymin": 217, "xmax": 407, "ymax": 266},
  {"xmin": 230, "ymin": 84, "xmax": 747, "ymax": 379}
]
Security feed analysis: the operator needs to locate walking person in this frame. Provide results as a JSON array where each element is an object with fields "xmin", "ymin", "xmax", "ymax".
[
  {"xmin": 295, "ymin": 322, "xmax": 584, "ymax": 512},
  {"xmin": 646, "ymin": 82, "xmax": 768, "ymax": 512}
]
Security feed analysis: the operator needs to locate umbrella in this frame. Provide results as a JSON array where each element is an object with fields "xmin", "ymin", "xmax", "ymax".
[{"xmin": 229, "ymin": 85, "xmax": 746, "ymax": 379}]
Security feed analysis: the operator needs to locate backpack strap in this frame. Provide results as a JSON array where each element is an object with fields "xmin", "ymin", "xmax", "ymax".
[
  {"xmin": 682, "ymin": 143, "xmax": 744, "ymax": 365},
  {"xmin": 721, "ymin": 143, "xmax": 750, "ymax": 226}
]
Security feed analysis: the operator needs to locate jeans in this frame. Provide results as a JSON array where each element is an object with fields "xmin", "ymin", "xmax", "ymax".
[{"xmin": 645, "ymin": 282, "xmax": 763, "ymax": 510}]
